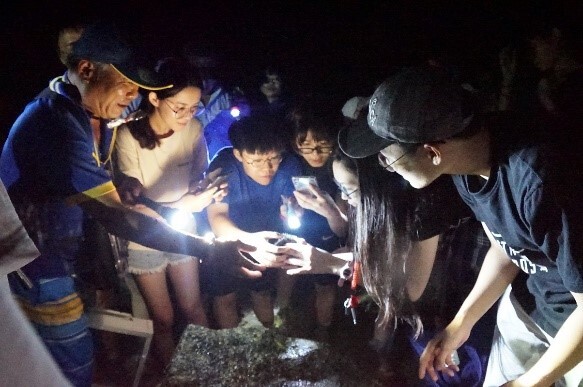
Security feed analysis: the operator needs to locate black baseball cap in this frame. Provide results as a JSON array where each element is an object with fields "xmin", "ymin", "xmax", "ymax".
[
  {"xmin": 339, "ymin": 67, "xmax": 467, "ymax": 158},
  {"xmin": 71, "ymin": 22, "xmax": 172, "ymax": 91}
]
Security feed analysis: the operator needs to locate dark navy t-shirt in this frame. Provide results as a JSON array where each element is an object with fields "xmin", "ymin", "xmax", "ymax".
[
  {"xmin": 453, "ymin": 134, "xmax": 583, "ymax": 336},
  {"xmin": 208, "ymin": 147, "xmax": 302, "ymax": 233}
]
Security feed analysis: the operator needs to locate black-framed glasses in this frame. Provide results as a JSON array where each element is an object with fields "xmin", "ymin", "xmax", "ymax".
[
  {"xmin": 298, "ymin": 145, "xmax": 334, "ymax": 155},
  {"xmin": 378, "ymin": 151, "xmax": 407, "ymax": 172},
  {"xmin": 334, "ymin": 179, "xmax": 359, "ymax": 198},
  {"xmin": 164, "ymin": 99, "xmax": 198, "ymax": 119},
  {"xmin": 242, "ymin": 154, "xmax": 283, "ymax": 168}
]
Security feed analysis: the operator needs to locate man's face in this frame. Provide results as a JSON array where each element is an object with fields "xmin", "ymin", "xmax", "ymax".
[
  {"xmin": 234, "ymin": 149, "xmax": 282, "ymax": 186},
  {"xmin": 378, "ymin": 143, "xmax": 441, "ymax": 189},
  {"xmin": 83, "ymin": 64, "xmax": 140, "ymax": 120}
]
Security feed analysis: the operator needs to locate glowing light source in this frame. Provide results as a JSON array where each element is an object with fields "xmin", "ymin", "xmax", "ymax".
[
  {"xmin": 286, "ymin": 206, "xmax": 301, "ymax": 230},
  {"xmin": 169, "ymin": 210, "xmax": 195, "ymax": 232},
  {"xmin": 230, "ymin": 106, "xmax": 240, "ymax": 118},
  {"xmin": 203, "ymin": 232, "xmax": 215, "ymax": 244}
]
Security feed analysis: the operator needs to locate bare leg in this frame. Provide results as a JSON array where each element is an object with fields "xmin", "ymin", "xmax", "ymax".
[
  {"xmin": 251, "ymin": 289, "xmax": 274, "ymax": 328},
  {"xmin": 314, "ymin": 283, "xmax": 336, "ymax": 328},
  {"xmin": 276, "ymin": 271, "xmax": 296, "ymax": 309},
  {"xmin": 134, "ymin": 271, "xmax": 175, "ymax": 366},
  {"xmin": 167, "ymin": 258, "xmax": 208, "ymax": 327},
  {"xmin": 213, "ymin": 292, "xmax": 239, "ymax": 329}
]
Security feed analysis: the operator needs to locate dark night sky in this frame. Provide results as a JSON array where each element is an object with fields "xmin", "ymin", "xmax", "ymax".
[{"xmin": 0, "ymin": 0, "xmax": 581, "ymax": 143}]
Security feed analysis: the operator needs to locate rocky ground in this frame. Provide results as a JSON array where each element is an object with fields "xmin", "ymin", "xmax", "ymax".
[{"xmin": 92, "ymin": 279, "xmax": 422, "ymax": 386}]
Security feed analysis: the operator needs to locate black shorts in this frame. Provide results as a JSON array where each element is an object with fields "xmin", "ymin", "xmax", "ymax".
[{"xmin": 200, "ymin": 260, "xmax": 278, "ymax": 296}]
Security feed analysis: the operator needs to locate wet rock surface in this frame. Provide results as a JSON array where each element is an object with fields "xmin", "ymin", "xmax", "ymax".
[{"xmin": 161, "ymin": 324, "xmax": 382, "ymax": 386}]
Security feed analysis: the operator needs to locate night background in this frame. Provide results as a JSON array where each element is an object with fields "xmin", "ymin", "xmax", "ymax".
[{"xmin": 0, "ymin": 0, "xmax": 581, "ymax": 145}]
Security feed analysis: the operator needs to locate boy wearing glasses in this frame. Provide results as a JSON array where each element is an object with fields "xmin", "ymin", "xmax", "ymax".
[
  {"xmin": 205, "ymin": 115, "xmax": 302, "ymax": 329},
  {"xmin": 340, "ymin": 66, "xmax": 583, "ymax": 386}
]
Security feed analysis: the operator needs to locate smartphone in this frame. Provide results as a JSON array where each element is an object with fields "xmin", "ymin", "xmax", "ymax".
[
  {"xmin": 292, "ymin": 176, "xmax": 318, "ymax": 195},
  {"xmin": 207, "ymin": 173, "xmax": 229, "ymax": 190},
  {"xmin": 192, "ymin": 168, "xmax": 226, "ymax": 193},
  {"xmin": 268, "ymin": 233, "xmax": 299, "ymax": 246}
]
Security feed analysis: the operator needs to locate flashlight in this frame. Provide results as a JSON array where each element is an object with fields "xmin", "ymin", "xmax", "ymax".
[
  {"xmin": 286, "ymin": 205, "xmax": 301, "ymax": 230},
  {"xmin": 107, "ymin": 110, "xmax": 147, "ymax": 129},
  {"xmin": 137, "ymin": 196, "xmax": 194, "ymax": 232},
  {"xmin": 167, "ymin": 209, "xmax": 195, "ymax": 232},
  {"xmin": 230, "ymin": 106, "xmax": 240, "ymax": 118}
]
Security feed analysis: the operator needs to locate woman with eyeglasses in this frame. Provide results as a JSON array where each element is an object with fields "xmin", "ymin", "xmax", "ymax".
[
  {"xmin": 276, "ymin": 105, "xmax": 349, "ymax": 341},
  {"xmin": 287, "ymin": 143, "xmax": 493, "ymax": 384},
  {"xmin": 114, "ymin": 57, "xmax": 225, "ymax": 370}
]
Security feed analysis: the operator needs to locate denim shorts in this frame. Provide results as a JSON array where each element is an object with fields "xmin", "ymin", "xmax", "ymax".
[{"xmin": 127, "ymin": 249, "xmax": 195, "ymax": 274}]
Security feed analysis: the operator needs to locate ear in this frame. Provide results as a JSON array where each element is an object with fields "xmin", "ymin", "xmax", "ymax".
[
  {"xmin": 77, "ymin": 60, "xmax": 96, "ymax": 83},
  {"xmin": 233, "ymin": 149, "xmax": 243, "ymax": 162},
  {"xmin": 423, "ymin": 143, "xmax": 443, "ymax": 166},
  {"xmin": 148, "ymin": 92, "xmax": 160, "ymax": 108}
]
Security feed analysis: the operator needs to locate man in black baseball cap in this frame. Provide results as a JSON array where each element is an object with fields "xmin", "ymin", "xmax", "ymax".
[
  {"xmin": 339, "ymin": 66, "xmax": 583, "ymax": 386},
  {"xmin": 338, "ymin": 66, "xmax": 476, "ymax": 188}
]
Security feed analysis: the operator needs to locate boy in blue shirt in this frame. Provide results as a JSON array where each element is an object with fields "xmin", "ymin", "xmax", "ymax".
[{"xmin": 206, "ymin": 115, "xmax": 302, "ymax": 328}]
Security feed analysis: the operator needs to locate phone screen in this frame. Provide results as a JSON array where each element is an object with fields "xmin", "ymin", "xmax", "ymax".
[
  {"xmin": 292, "ymin": 176, "xmax": 318, "ymax": 194},
  {"xmin": 207, "ymin": 174, "xmax": 228, "ymax": 190}
]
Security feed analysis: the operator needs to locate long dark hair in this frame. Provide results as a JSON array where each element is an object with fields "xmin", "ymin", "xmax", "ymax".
[
  {"xmin": 129, "ymin": 57, "xmax": 202, "ymax": 149},
  {"xmin": 335, "ymin": 151, "xmax": 421, "ymax": 336}
]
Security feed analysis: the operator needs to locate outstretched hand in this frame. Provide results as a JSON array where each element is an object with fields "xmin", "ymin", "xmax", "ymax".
[
  {"xmin": 211, "ymin": 238, "xmax": 288, "ymax": 279},
  {"xmin": 284, "ymin": 242, "xmax": 349, "ymax": 276}
]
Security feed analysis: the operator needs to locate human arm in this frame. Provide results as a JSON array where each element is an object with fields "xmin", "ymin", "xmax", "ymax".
[
  {"xmin": 80, "ymin": 189, "xmax": 267, "ymax": 277},
  {"xmin": 189, "ymin": 119, "xmax": 210, "ymax": 187},
  {"xmin": 284, "ymin": 241, "xmax": 353, "ymax": 276},
  {"xmin": 406, "ymin": 235, "xmax": 439, "ymax": 302},
  {"xmin": 206, "ymin": 201, "xmax": 287, "ymax": 267},
  {"xmin": 419, "ymin": 223, "xmax": 520, "ymax": 382},
  {"xmin": 293, "ymin": 184, "xmax": 348, "ymax": 238}
]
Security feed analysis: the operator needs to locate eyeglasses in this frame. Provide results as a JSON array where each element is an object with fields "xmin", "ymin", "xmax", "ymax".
[
  {"xmin": 298, "ymin": 145, "xmax": 334, "ymax": 155},
  {"xmin": 164, "ymin": 100, "xmax": 198, "ymax": 119},
  {"xmin": 378, "ymin": 151, "xmax": 407, "ymax": 172},
  {"xmin": 334, "ymin": 179, "xmax": 359, "ymax": 198},
  {"xmin": 242, "ymin": 154, "xmax": 283, "ymax": 168}
]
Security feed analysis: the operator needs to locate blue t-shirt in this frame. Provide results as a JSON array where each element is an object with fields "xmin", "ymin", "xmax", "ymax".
[
  {"xmin": 0, "ymin": 75, "xmax": 115, "ymax": 280},
  {"xmin": 208, "ymin": 147, "xmax": 302, "ymax": 233},
  {"xmin": 453, "ymin": 127, "xmax": 583, "ymax": 336}
]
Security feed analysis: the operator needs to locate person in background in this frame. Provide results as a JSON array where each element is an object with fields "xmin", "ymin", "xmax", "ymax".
[
  {"xmin": 114, "ymin": 57, "xmax": 224, "ymax": 368},
  {"xmin": 183, "ymin": 43, "xmax": 249, "ymax": 161},
  {"xmin": 250, "ymin": 67, "xmax": 292, "ymax": 121},
  {"xmin": 0, "ymin": 21, "xmax": 286, "ymax": 386},
  {"xmin": 57, "ymin": 24, "xmax": 85, "ymax": 67},
  {"xmin": 205, "ymin": 115, "xmax": 302, "ymax": 329}
]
